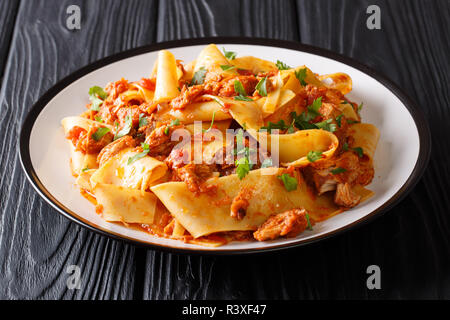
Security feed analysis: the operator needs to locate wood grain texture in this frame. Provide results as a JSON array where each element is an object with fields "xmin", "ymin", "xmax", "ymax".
[
  {"xmin": 156, "ymin": 0, "xmax": 299, "ymax": 41},
  {"xmin": 294, "ymin": 0, "xmax": 450, "ymax": 299},
  {"xmin": 0, "ymin": 0, "xmax": 157, "ymax": 299},
  {"xmin": 1, "ymin": 0, "xmax": 449, "ymax": 300},
  {"xmin": 0, "ymin": 0, "xmax": 20, "ymax": 84}
]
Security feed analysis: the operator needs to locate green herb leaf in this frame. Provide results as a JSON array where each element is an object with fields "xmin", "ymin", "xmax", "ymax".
[
  {"xmin": 89, "ymin": 86, "xmax": 108, "ymax": 111},
  {"xmin": 307, "ymin": 150, "xmax": 323, "ymax": 162},
  {"xmin": 235, "ymin": 157, "xmax": 251, "ymax": 180},
  {"xmin": 220, "ymin": 65, "xmax": 236, "ymax": 71},
  {"xmin": 234, "ymin": 95, "xmax": 253, "ymax": 101},
  {"xmin": 357, "ymin": 102, "xmax": 363, "ymax": 114},
  {"xmin": 346, "ymin": 119, "xmax": 360, "ymax": 124},
  {"xmin": 305, "ymin": 212, "xmax": 313, "ymax": 230},
  {"xmin": 277, "ymin": 173, "xmax": 298, "ymax": 191},
  {"xmin": 89, "ymin": 86, "xmax": 108, "ymax": 100},
  {"xmin": 190, "ymin": 67, "xmax": 207, "ymax": 86},
  {"xmin": 276, "ymin": 60, "xmax": 291, "ymax": 70},
  {"xmin": 235, "ymin": 129, "xmax": 245, "ymax": 155},
  {"xmin": 139, "ymin": 113, "xmax": 148, "ymax": 128},
  {"xmin": 331, "ymin": 167, "xmax": 347, "ymax": 174},
  {"xmin": 94, "ymin": 116, "xmax": 104, "ymax": 123},
  {"xmin": 352, "ymin": 147, "xmax": 364, "ymax": 158},
  {"xmin": 164, "ymin": 118, "xmax": 180, "ymax": 135},
  {"xmin": 222, "ymin": 47, "xmax": 237, "ymax": 60},
  {"xmin": 287, "ymin": 121, "xmax": 295, "ymax": 133},
  {"xmin": 343, "ymin": 142, "xmax": 349, "ymax": 151},
  {"xmin": 255, "ymin": 77, "xmax": 268, "ymax": 96},
  {"xmin": 336, "ymin": 114, "xmax": 344, "ymax": 128},
  {"xmin": 82, "ymin": 166, "xmax": 90, "ymax": 172},
  {"xmin": 290, "ymin": 111, "xmax": 318, "ymax": 130},
  {"xmin": 315, "ymin": 119, "xmax": 337, "ymax": 132},
  {"xmin": 203, "ymin": 111, "xmax": 216, "ymax": 133},
  {"xmin": 295, "ymin": 68, "xmax": 307, "ymax": 86},
  {"xmin": 307, "ymin": 97, "xmax": 323, "ymax": 119},
  {"xmin": 234, "ymin": 80, "xmax": 247, "ymax": 96},
  {"xmin": 261, "ymin": 120, "xmax": 290, "ymax": 133},
  {"xmin": 92, "ymin": 127, "xmax": 110, "ymax": 141},
  {"xmin": 114, "ymin": 114, "xmax": 132, "ymax": 140},
  {"xmin": 127, "ymin": 143, "xmax": 150, "ymax": 165},
  {"xmin": 261, "ymin": 158, "xmax": 273, "ymax": 168}
]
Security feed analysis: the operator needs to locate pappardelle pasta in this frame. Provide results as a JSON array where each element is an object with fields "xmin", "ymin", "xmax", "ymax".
[{"xmin": 62, "ymin": 44, "xmax": 379, "ymax": 246}]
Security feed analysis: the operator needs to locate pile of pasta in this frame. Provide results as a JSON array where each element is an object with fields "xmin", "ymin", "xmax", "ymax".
[{"xmin": 62, "ymin": 44, "xmax": 379, "ymax": 246}]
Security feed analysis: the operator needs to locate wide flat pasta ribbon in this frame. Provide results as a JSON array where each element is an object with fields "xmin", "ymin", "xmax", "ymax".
[
  {"xmin": 94, "ymin": 183, "xmax": 157, "ymax": 224},
  {"xmin": 151, "ymin": 168, "xmax": 370, "ymax": 238},
  {"xmin": 347, "ymin": 123, "xmax": 380, "ymax": 162},
  {"xmin": 90, "ymin": 148, "xmax": 168, "ymax": 191},
  {"xmin": 154, "ymin": 50, "xmax": 179, "ymax": 103},
  {"xmin": 261, "ymin": 129, "xmax": 339, "ymax": 167}
]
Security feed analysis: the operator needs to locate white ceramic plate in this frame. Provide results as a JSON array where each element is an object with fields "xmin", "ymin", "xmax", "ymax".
[{"xmin": 20, "ymin": 38, "xmax": 430, "ymax": 254}]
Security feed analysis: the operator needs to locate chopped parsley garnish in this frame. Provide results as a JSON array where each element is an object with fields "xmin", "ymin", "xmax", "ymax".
[
  {"xmin": 307, "ymin": 150, "xmax": 323, "ymax": 162},
  {"xmin": 234, "ymin": 80, "xmax": 247, "ymax": 96},
  {"xmin": 234, "ymin": 95, "xmax": 253, "ymax": 101},
  {"xmin": 203, "ymin": 111, "xmax": 216, "ymax": 133},
  {"xmin": 305, "ymin": 213, "xmax": 313, "ymax": 230},
  {"xmin": 220, "ymin": 65, "xmax": 236, "ymax": 71},
  {"xmin": 139, "ymin": 113, "xmax": 148, "ymax": 128},
  {"xmin": 307, "ymin": 97, "xmax": 323, "ymax": 119},
  {"xmin": 295, "ymin": 68, "xmax": 307, "ymax": 86},
  {"xmin": 81, "ymin": 166, "xmax": 90, "ymax": 172},
  {"xmin": 234, "ymin": 80, "xmax": 253, "ymax": 101},
  {"xmin": 277, "ymin": 173, "xmax": 298, "ymax": 191},
  {"xmin": 255, "ymin": 77, "xmax": 268, "ymax": 96},
  {"xmin": 331, "ymin": 167, "xmax": 347, "ymax": 174},
  {"xmin": 127, "ymin": 143, "xmax": 150, "ymax": 165},
  {"xmin": 352, "ymin": 147, "xmax": 364, "ymax": 158},
  {"xmin": 91, "ymin": 127, "xmax": 110, "ymax": 141},
  {"xmin": 236, "ymin": 157, "xmax": 251, "ymax": 180},
  {"xmin": 222, "ymin": 47, "xmax": 237, "ymax": 60},
  {"xmin": 357, "ymin": 103, "xmax": 363, "ymax": 114},
  {"xmin": 190, "ymin": 67, "xmax": 207, "ymax": 86},
  {"xmin": 287, "ymin": 120, "xmax": 295, "ymax": 133},
  {"xmin": 260, "ymin": 120, "xmax": 289, "ymax": 133},
  {"xmin": 235, "ymin": 129, "xmax": 244, "ymax": 151},
  {"xmin": 290, "ymin": 98, "xmax": 328, "ymax": 131},
  {"xmin": 114, "ymin": 114, "xmax": 132, "ymax": 140},
  {"xmin": 261, "ymin": 158, "xmax": 273, "ymax": 168},
  {"xmin": 164, "ymin": 118, "xmax": 180, "ymax": 135},
  {"xmin": 88, "ymin": 86, "xmax": 108, "ymax": 111},
  {"xmin": 346, "ymin": 119, "xmax": 360, "ymax": 124},
  {"xmin": 276, "ymin": 60, "xmax": 291, "ymax": 70},
  {"xmin": 94, "ymin": 116, "xmax": 104, "ymax": 123},
  {"xmin": 343, "ymin": 142, "xmax": 349, "ymax": 151},
  {"xmin": 315, "ymin": 119, "xmax": 337, "ymax": 132},
  {"xmin": 291, "ymin": 112, "xmax": 318, "ymax": 130},
  {"xmin": 335, "ymin": 114, "xmax": 344, "ymax": 127}
]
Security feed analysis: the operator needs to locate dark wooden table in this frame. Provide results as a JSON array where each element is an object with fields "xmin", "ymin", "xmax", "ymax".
[{"xmin": 0, "ymin": 0, "xmax": 448, "ymax": 300}]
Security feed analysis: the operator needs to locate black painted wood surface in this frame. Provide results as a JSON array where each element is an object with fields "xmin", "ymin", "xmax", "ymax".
[{"xmin": 0, "ymin": 0, "xmax": 448, "ymax": 299}]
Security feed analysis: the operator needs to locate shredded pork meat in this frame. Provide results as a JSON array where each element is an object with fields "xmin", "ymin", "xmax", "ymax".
[
  {"xmin": 176, "ymin": 163, "xmax": 217, "ymax": 195},
  {"xmin": 230, "ymin": 188, "xmax": 252, "ymax": 220},
  {"xmin": 97, "ymin": 135, "xmax": 136, "ymax": 166},
  {"xmin": 334, "ymin": 183, "xmax": 361, "ymax": 208},
  {"xmin": 253, "ymin": 208, "xmax": 313, "ymax": 241}
]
